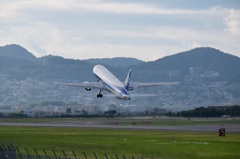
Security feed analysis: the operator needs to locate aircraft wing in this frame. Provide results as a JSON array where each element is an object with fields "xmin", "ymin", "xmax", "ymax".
[
  {"xmin": 104, "ymin": 93, "xmax": 156, "ymax": 98},
  {"xmin": 55, "ymin": 82, "xmax": 104, "ymax": 89},
  {"xmin": 130, "ymin": 94, "xmax": 157, "ymax": 97},
  {"xmin": 129, "ymin": 82, "xmax": 179, "ymax": 90}
]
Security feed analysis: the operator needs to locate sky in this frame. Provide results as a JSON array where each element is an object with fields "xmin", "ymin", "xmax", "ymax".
[{"xmin": 0, "ymin": 0, "xmax": 240, "ymax": 61}]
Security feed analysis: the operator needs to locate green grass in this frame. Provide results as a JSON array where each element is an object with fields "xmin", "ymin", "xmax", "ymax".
[{"xmin": 0, "ymin": 126, "xmax": 240, "ymax": 159}]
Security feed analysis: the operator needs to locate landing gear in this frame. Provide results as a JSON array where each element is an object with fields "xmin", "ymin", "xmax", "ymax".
[
  {"xmin": 97, "ymin": 90, "xmax": 103, "ymax": 98},
  {"xmin": 97, "ymin": 94, "xmax": 103, "ymax": 98}
]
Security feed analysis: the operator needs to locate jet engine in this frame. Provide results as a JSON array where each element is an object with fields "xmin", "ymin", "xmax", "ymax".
[
  {"xmin": 85, "ymin": 88, "xmax": 91, "ymax": 91},
  {"xmin": 84, "ymin": 81, "xmax": 91, "ymax": 91}
]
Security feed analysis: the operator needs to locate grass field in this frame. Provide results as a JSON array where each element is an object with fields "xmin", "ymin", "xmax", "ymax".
[{"xmin": 0, "ymin": 118, "xmax": 240, "ymax": 159}]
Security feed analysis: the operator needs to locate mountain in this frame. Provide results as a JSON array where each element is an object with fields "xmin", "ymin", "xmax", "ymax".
[
  {"xmin": 1, "ymin": 44, "xmax": 240, "ymax": 110},
  {"xmin": 0, "ymin": 44, "xmax": 37, "ymax": 62},
  {"xmin": 37, "ymin": 55, "xmax": 95, "ymax": 81},
  {"xmin": 0, "ymin": 44, "xmax": 240, "ymax": 83},
  {"xmin": 132, "ymin": 47, "xmax": 240, "ymax": 82},
  {"xmin": 85, "ymin": 57, "xmax": 144, "ymax": 67},
  {"xmin": 0, "ymin": 56, "xmax": 38, "ymax": 80}
]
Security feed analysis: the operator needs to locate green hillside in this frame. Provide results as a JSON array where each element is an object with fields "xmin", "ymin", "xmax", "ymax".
[
  {"xmin": 0, "ymin": 44, "xmax": 240, "ymax": 83},
  {"xmin": 0, "ymin": 44, "xmax": 37, "ymax": 62},
  {"xmin": 132, "ymin": 47, "xmax": 240, "ymax": 82}
]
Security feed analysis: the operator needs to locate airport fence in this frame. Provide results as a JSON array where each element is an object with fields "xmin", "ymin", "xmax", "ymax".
[{"xmin": 0, "ymin": 143, "xmax": 148, "ymax": 159}]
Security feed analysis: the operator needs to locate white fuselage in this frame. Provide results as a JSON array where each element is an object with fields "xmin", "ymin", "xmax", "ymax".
[{"xmin": 93, "ymin": 65, "xmax": 130, "ymax": 100}]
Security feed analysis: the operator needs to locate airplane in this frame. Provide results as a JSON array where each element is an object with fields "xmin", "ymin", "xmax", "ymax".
[{"xmin": 55, "ymin": 65, "xmax": 179, "ymax": 100}]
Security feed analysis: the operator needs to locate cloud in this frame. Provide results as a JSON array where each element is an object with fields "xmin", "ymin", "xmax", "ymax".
[
  {"xmin": 0, "ymin": 0, "xmax": 218, "ymax": 19},
  {"xmin": 0, "ymin": 22, "xmax": 64, "ymax": 57},
  {"xmin": 0, "ymin": 1, "xmax": 240, "ymax": 61},
  {"xmin": 75, "ymin": 1, "xmax": 199, "ymax": 15},
  {"xmin": 224, "ymin": 9, "xmax": 240, "ymax": 36},
  {"xmin": 102, "ymin": 26, "xmax": 224, "ymax": 44}
]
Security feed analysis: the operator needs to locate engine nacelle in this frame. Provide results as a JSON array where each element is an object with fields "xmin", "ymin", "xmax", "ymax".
[
  {"xmin": 85, "ymin": 88, "xmax": 91, "ymax": 91},
  {"xmin": 84, "ymin": 81, "xmax": 91, "ymax": 91}
]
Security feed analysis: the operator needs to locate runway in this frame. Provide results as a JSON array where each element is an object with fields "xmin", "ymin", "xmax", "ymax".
[{"xmin": 0, "ymin": 121, "xmax": 239, "ymax": 133}]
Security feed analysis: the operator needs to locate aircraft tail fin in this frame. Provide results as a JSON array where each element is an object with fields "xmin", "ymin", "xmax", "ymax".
[{"xmin": 124, "ymin": 69, "xmax": 131, "ymax": 91}]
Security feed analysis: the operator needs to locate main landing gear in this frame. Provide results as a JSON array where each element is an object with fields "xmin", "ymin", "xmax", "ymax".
[{"xmin": 97, "ymin": 90, "xmax": 103, "ymax": 98}]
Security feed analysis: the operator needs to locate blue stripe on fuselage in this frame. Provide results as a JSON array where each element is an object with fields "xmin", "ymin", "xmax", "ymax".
[{"xmin": 94, "ymin": 73, "xmax": 129, "ymax": 96}]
